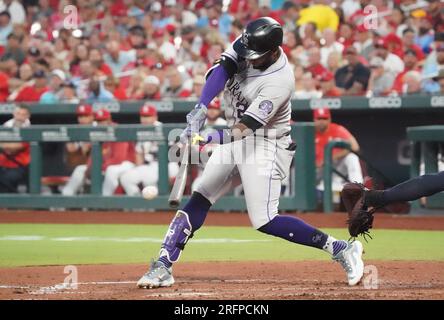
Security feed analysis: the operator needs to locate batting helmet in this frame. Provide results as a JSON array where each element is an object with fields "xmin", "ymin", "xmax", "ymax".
[{"xmin": 233, "ymin": 17, "xmax": 283, "ymax": 60}]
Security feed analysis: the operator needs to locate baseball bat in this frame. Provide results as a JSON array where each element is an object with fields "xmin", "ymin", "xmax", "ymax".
[{"xmin": 168, "ymin": 143, "xmax": 190, "ymax": 208}]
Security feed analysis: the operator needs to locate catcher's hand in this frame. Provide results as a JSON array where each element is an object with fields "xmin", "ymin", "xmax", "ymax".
[{"xmin": 340, "ymin": 182, "xmax": 375, "ymax": 241}]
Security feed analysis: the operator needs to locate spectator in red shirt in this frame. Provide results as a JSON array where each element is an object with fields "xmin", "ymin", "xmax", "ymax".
[
  {"xmin": 104, "ymin": 76, "xmax": 127, "ymax": 100},
  {"xmin": 69, "ymin": 44, "xmax": 89, "ymax": 77},
  {"xmin": 401, "ymin": 28, "xmax": 425, "ymax": 61},
  {"xmin": 314, "ymin": 108, "xmax": 363, "ymax": 193},
  {"xmin": 14, "ymin": 70, "xmax": 49, "ymax": 102},
  {"xmin": 306, "ymin": 46, "xmax": 327, "ymax": 83},
  {"xmin": 0, "ymin": 104, "xmax": 31, "ymax": 193},
  {"xmin": 318, "ymin": 71, "xmax": 342, "ymax": 97},
  {"xmin": 0, "ymin": 69, "xmax": 9, "ymax": 101},
  {"xmin": 89, "ymin": 48, "xmax": 112, "ymax": 76},
  {"xmin": 337, "ymin": 23, "xmax": 355, "ymax": 48}
]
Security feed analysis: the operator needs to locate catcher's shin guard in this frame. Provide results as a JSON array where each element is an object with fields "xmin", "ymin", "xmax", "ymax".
[{"xmin": 159, "ymin": 210, "xmax": 193, "ymax": 263}]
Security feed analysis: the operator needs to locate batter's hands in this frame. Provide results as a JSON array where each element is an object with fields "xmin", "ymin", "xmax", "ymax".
[{"xmin": 186, "ymin": 103, "xmax": 207, "ymax": 134}]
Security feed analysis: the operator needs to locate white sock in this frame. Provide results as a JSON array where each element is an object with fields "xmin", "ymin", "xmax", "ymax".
[{"xmin": 323, "ymin": 236, "xmax": 348, "ymax": 256}]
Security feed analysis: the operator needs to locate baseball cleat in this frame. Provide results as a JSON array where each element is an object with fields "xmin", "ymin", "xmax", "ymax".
[
  {"xmin": 332, "ymin": 240, "xmax": 364, "ymax": 286},
  {"xmin": 137, "ymin": 261, "xmax": 175, "ymax": 289}
]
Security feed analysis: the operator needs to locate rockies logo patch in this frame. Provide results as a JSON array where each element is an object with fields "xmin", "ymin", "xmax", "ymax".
[{"xmin": 258, "ymin": 100, "xmax": 273, "ymax": 117}]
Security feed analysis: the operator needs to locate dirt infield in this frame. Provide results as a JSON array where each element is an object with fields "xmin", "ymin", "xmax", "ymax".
[
  {"xmin": 1, "ymin": 209, "xmax": 444, "ymax": 230},
  {"xmin": 1, "ymin": 210, "xmax": 443, "ymax": 300},
  {"xmin": 0, "ymin": 261, "xmax": 443, "ymax": 300}
]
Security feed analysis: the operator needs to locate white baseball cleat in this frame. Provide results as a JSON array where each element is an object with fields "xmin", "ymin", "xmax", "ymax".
[
  {"xmin": 137, "ymin": 261, "xmax": 175, "ymax": 289},
  {"xmin": 332, "ymin": 240, "xmax": 364, "ymax": 286}
]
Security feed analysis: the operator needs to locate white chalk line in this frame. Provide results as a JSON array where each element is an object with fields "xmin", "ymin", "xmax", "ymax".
[{"xmin": 0, "ymin": 235, "xmax": 271, "ymax": 243}]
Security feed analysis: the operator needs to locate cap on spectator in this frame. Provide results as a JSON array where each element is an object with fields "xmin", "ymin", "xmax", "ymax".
[
  {"xmin": 369, "ymin": 56, "xmax": 384, "ymax": 68},
  {"xmin": 356, "ymin": 24, "xmax": 369, "ymax": 33},
  {"xmin": 152, "ymin": 28, "xmax": 165, "ymax": 38},
  {"xmin": 208, "ymin": 98, "xmax": 221, "ymax": 110},
  {"xmin": 374, "ymin": 38, "xmax": 388, "ymax": 49},
  {"xmin": 34, "ymin": 70, "xmax": 46, "ymax": 78},
  {"xmin": 76, "ymin": 104, "xmax": 93, "ymax": 116},
  {"xmin": 165, "ymin": 0, "xmax": 176, "ymax": 6},
  {"xmin": 411, "ymin": 9, "xmax": 427, "ymax": 18},
  {"xmin": 94, "ymin": 109, "xmax": 111, "ymax": 121},
  {"xmin": 435, "ymin": 32, "xmax": 444, "ymax": 42},
  {"xmin": 51, "ymin": 69, "xmax": 66, "ymax": 81},
  {"xmin": 151, "ymin": 1, "xmax": 162, "ymax": 12},
  {"xmin": 28, "ymin": 46, "xmax": 40, "ymax": 57},
  {"xmin": 140, "ymin": 104, "xmax": 158, "ymax": 117},
  {"xmin": 318, "ymin": 71, "xmax": 334, "ymax": 82},
  {"xmin": 384, "ymin": 33, "xmax": 402, "ymax": 46},
  {"xmin": 313, "ymin": 108, "xmax": 331, "ymax": 120},
  {"xmin": 144, "ymin": 75, "xmax": 160, "ymax": 86},
  {"xmin": 165, "ymin": 24, "xmax": 176, "ymax": 34},
  {"xmin": 62, "ymin": 80, "xmax": 76, "ymax": 88},
  {"xmin": 110, "ymin": 2, "xmax": 128, "ymax": 16},
  {"xmin": 129, "ymin": 25, "xmax": 146, "ymax": 37}
]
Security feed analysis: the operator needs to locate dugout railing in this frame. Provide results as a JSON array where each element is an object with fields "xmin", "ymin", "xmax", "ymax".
[
  {"xmin": 407, "ymin": 125, "xmax": 444, "ymax": 209},
  {"xmin": 0, "ymin": 123, "xmax": 317, "ymax": 211}
]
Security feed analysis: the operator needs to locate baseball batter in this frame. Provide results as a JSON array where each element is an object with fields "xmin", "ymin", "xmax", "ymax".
[{"xmin": 137, "ymin": 17, "xmax": 365, "ymax": 289}]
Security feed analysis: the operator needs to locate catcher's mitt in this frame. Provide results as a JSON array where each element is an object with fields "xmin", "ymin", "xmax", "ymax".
[{"xmin": 340, "ymin": 182, "xmax": 376, "ymax": 241}]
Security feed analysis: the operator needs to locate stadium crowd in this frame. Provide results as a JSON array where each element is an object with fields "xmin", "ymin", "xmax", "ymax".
[{"xmin": 0, "ymin": 0, "xmax": 442, "ymax": 104}]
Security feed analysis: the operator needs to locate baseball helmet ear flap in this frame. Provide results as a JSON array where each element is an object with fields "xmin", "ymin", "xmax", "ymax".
[{"xmin": 234, "ymin": 17, "xmax": 283, "ymax": 60}]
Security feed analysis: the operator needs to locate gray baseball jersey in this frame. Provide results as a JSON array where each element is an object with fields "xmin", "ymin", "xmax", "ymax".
[
  {"xmin": 194, "ymin": 40, "xmax": 297, "ymax": 229},
  {"xmin": 220, "ymin": 42, "xmax": 294, "ymax": 137}
]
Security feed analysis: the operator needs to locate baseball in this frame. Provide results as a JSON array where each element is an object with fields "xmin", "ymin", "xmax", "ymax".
[{"xmin": 142, "ymin": 186, "xmax": 158, "ymax": 200}]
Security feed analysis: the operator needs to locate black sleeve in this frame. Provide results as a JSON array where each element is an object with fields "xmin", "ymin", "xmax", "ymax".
[
  {"xmin": 206, "ymin": 55, "xmax": 238, "ymax": 80},
  {"xmin": 239, "ymin": 114, "xmax": 263, "ymax": 132},
  {"xmin": 219, "ymin": 55, "xmax": 238, "ymax": 78}
]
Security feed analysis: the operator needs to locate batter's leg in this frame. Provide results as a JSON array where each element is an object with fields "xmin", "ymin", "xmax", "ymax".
[
  {"xmin": 239, "ymin": 137, "xmax": 364, "ymax": 285},
  {"xmin": 137, "ymin": 143, "xmax": 241, "ymax": 288},
  {"xmin": 62, "ymin": 164, "xmax": 87, "ymax": 196},
  {"xmin": 365, "ymin": 171, "xmax": 444, "ymax": 207}
]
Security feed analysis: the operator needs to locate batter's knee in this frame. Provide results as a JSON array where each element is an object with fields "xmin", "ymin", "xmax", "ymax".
[{"xmin": 251, "ymin": 212, "xmax": 278, "ymax": 230}]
